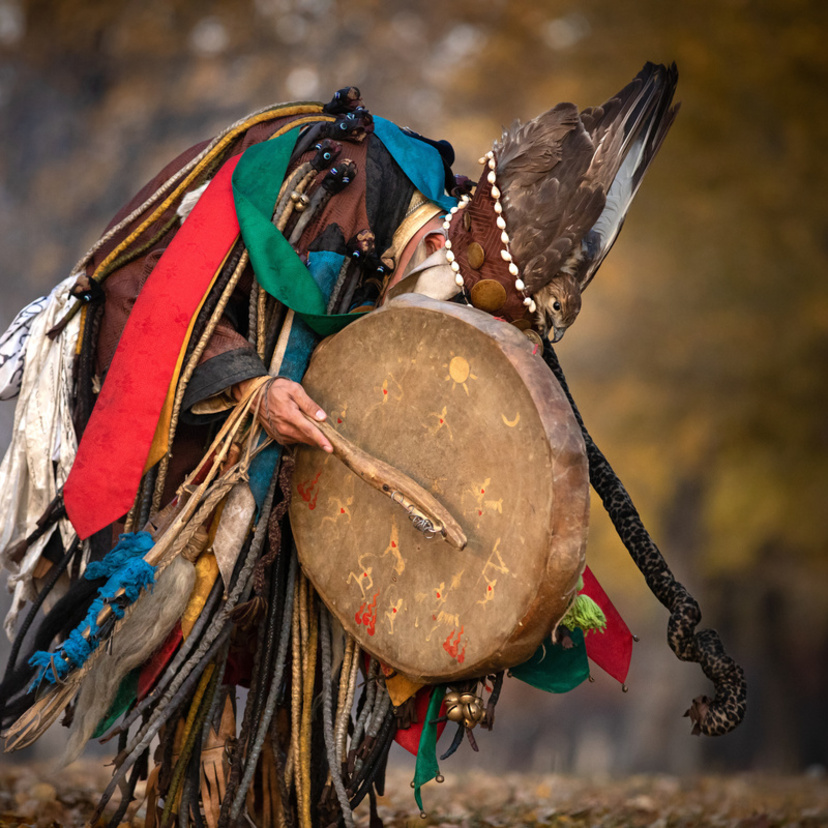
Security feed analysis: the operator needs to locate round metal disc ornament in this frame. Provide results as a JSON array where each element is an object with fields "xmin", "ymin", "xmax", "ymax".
[{"xmin": 289, "ymin": 294, "xmax": 589, "ymax": 682}]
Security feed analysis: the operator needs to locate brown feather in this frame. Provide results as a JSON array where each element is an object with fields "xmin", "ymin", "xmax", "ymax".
[{"xmin": 493, "ymin": 62, "xmax": 679, "ymax": 305}]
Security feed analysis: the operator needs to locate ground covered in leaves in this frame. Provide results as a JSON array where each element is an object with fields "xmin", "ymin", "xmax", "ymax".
[{"xmin": 0, "ymin": 760, "xmax": 825, "ymax": 827}]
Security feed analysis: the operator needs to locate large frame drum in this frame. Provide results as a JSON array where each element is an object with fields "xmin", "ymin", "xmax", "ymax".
[{"xmin": 290, "ymin": 294, "xmax": 589, "ymax": 682}]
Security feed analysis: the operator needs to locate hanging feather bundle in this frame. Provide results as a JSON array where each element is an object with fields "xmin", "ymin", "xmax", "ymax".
[
  {"xmin": 61, "ymin": 553, "xmax": 196, "ymax": 766},
  {"xmin": 3, "ymin": 376, "xmax": 273, "ymax": 753}
]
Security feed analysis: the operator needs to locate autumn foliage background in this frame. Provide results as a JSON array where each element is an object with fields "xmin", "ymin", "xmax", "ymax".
[{"xmin": 0, "ymin": 0, "xmax": 826, "ymax": 778}]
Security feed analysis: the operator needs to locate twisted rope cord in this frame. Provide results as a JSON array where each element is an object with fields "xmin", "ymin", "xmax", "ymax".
[
  {"xmin": 98, "ymin": 212, "xmax": 181, "ymax": 291},
  {"xmin": 257, "ymin": 286, "xmax": 268, "ymax": 358},
  {"xmin": 543, "ymin": 347, "xmax": 747, "ymax": 736},
  {"xmin": 349, "ymin": 659, "xmax": 379, "ymax": 771},
  {"xmin": 299, "ymin": 586, "xmax": 318, "ymax": 828},
  {"xmin": 335, "ymin": 638, "xmax": 362, "ymax": 765},
  {"xmin": 285, "ymin": 568, "xmax": 303, "ymax": 791},
  {"xmin": 248, "ymin": 274, "xmax": 260, "ymax": 346},
  {"xmin": 334, "ymin": 636, "xmax": 355, "ymax": 741},
  {"xmin": 274, "ymin": 165, "xmax": 319, "ymax": 235},
  {"xmin": 273, "ymin": 162, "xmax": 313, "ymax": 220},
  {"xmin": 159, "ymin": 663, "xmax": 217, "ymax": 828},
  {"xmin": 319, "ymin": 608, "xmax": 356, "ymax": 828},
  {"xmin": 227, "ymin": 550, "xmax": 297, "ymax": 826}
]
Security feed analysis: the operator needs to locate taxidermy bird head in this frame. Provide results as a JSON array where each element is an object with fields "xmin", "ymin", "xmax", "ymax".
[{"xmin": 444, "ymin": 61, "xmax": 680, "ymax": 342}]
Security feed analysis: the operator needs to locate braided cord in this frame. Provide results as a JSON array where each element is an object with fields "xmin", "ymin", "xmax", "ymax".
[{"xmin": 543, "ymin": 347, "xmax": 746, "ymax": 736}]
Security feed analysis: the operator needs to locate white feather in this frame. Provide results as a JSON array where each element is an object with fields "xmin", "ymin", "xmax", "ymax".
[{"xmin": 61, "ymin": 555, "xmax": 196, "ymax": 766}]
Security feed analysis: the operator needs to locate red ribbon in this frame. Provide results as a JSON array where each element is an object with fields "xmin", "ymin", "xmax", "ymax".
[
  {"xmin": 582, "ymin": 565, "xmax": 634, "ymax": 684},
  {"xmin": 64, "ymin": 155, "xmax": 242, "ymax": 540}
]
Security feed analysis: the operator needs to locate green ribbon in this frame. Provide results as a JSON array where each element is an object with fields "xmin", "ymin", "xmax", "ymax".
[
  {"xmin": 92, "ymin": 669, "xmax": 140, "ymax": 738},
  {"xmin": 510, "ymin": 627, "xmax": 591, "ymax": 693},
  {"xmin": 412, "ymin": 685, "xmax": 446, "ymax": 813},
  {"xmin": 231, "ymin": 129, "xmax": 366, "ymax": 336}
]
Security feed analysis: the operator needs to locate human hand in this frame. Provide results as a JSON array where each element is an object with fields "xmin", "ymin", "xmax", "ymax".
[{"xmin": 245, "ymin": 377, "xmax": 333, "ymax": 453}]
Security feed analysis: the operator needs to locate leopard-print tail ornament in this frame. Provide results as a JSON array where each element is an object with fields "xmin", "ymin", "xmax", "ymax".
[{"xmin": 543, "ymin": 348, "xmax": 747, "ymax": 737}]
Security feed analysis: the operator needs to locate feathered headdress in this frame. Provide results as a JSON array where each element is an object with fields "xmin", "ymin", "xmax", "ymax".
[{"xmin": 445, "ymin": 62, "xmax": 680, "ymax": 341}]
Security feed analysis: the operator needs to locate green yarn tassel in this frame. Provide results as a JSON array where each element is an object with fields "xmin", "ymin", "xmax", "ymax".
[{"xmin": 561, "ymin": 576, "xmax": 607, "ymax": 634}]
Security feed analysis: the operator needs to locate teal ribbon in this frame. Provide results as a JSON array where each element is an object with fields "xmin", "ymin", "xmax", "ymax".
[
  {"xmin": 232, "ymin": 130, "xmax": 361, "ymax": 336},
  {"xmin": 510, "ymin": 627, "xmax": 591, "ymax": 693},
  {"xmin": 373, "ymin": 118, "xmax": 457, "ymax": 213},
  {"xmin": 412, "ymin": 685, "xmax": 446, "ymax": 813},
  {"xmin": 232, "ymin": 121, "xmax": 457, "ymax": 336}
]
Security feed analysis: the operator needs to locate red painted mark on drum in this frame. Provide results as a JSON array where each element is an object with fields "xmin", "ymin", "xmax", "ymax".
[
  {"xmin": 355, "ymin": 592, "xmax": 379, "ymax": 636},
  {"xmin": 297, "ymin": 471, "xmax": 321, "ymax": 510},
  {"xmin": 443, "ymin": 626, "xmax": 466, "ymax": 664},
  {"xmin": 337, "ymin": 417, "xmax": 343, "ymax": 423}
]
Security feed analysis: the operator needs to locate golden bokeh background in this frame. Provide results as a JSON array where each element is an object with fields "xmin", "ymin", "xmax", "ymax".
[{"xmin": 1, "ymin": 0, "xmax": 826, "ymax": 774}]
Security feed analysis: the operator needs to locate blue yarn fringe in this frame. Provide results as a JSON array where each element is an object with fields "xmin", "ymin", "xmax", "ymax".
[{"xmin": 28, "ymin": 532, "xmax": 156, "ymax": 689}]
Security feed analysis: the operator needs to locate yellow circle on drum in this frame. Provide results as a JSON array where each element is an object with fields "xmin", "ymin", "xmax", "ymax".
[{"xmin": 448, "ymin": 355, "xmax": 471, "ymax": 384}]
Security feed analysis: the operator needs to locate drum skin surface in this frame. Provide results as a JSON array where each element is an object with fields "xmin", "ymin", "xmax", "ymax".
[{"xmin": 290, "ymin": 294, "xmax": 589, "ymax": 682}]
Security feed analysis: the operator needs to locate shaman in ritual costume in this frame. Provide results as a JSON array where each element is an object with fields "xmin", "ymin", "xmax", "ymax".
[{"xmin": 0, "ymin": 65, "xmax": 746, "ymax": 828}]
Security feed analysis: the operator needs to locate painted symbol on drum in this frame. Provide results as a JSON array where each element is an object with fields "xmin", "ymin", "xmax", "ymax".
[
  {"xmin": 443, "ymin": 354, "xmax": 477, "ymax": 396},
  {"xmin": 365, "ymin": 374, "xmax": 403, "ymax": 419},
  {"xmin": 443, "ymin": 626, "xmax": 466, "ymax": 663},
  {"xmin": 482, "ymin": 538, "xmax": 510, "ymax": 580},
  {"xmin": 381, "ymin": 521, "xmax": 405, "ymax": 575},
  {"xmin": 385, "ymin": 598, "xmax": 403, "ymax": 633},
  {"xmin": 477, "ymin": 576, "xmax": 497, "ymax": 606},
  {"xmin": 463, "ymin": 478, "xmax": 504, "ymax": 519},
  {"xmin": 427, "ymin": 405, "xmax": 453, "ymax": 438},
  {"xmin": 347, "ymin": 561, "xmax": 373, "ymax": 598},
  {"xmin": 297, "ymin": 470, "xmax": 321, "ymax": 510},
  {"xmin": 321, "ymin": 490, "xmax": 354, "ymax": 526},
  {"xmin": 355, "ymin": 591, "xmax": 379, "ymax": 636}
]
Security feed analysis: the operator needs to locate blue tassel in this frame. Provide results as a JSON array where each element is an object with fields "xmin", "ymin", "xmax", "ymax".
[
  {"xmin": 28, "ymin": 532, "xmax": 157, "ymax": 689},
  {"xmin": 85, "ymin": 531, "xmax": 154, "ymax": 580}
]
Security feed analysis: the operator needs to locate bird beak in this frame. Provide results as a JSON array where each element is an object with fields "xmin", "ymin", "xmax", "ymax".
[{"xmin": 552, "ymin": 325, "xmax": 566, "ymax": 343}]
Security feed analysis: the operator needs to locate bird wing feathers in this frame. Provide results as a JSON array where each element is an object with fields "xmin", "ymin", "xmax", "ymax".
[{"xmin": 495, "ymin": 62, "xmax": 679, "ymax": 295}]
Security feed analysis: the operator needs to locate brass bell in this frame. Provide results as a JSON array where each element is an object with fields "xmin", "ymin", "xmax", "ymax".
[{"xmin": 444, "ymin": 691, "xmax": 465, "ymax": 723}]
